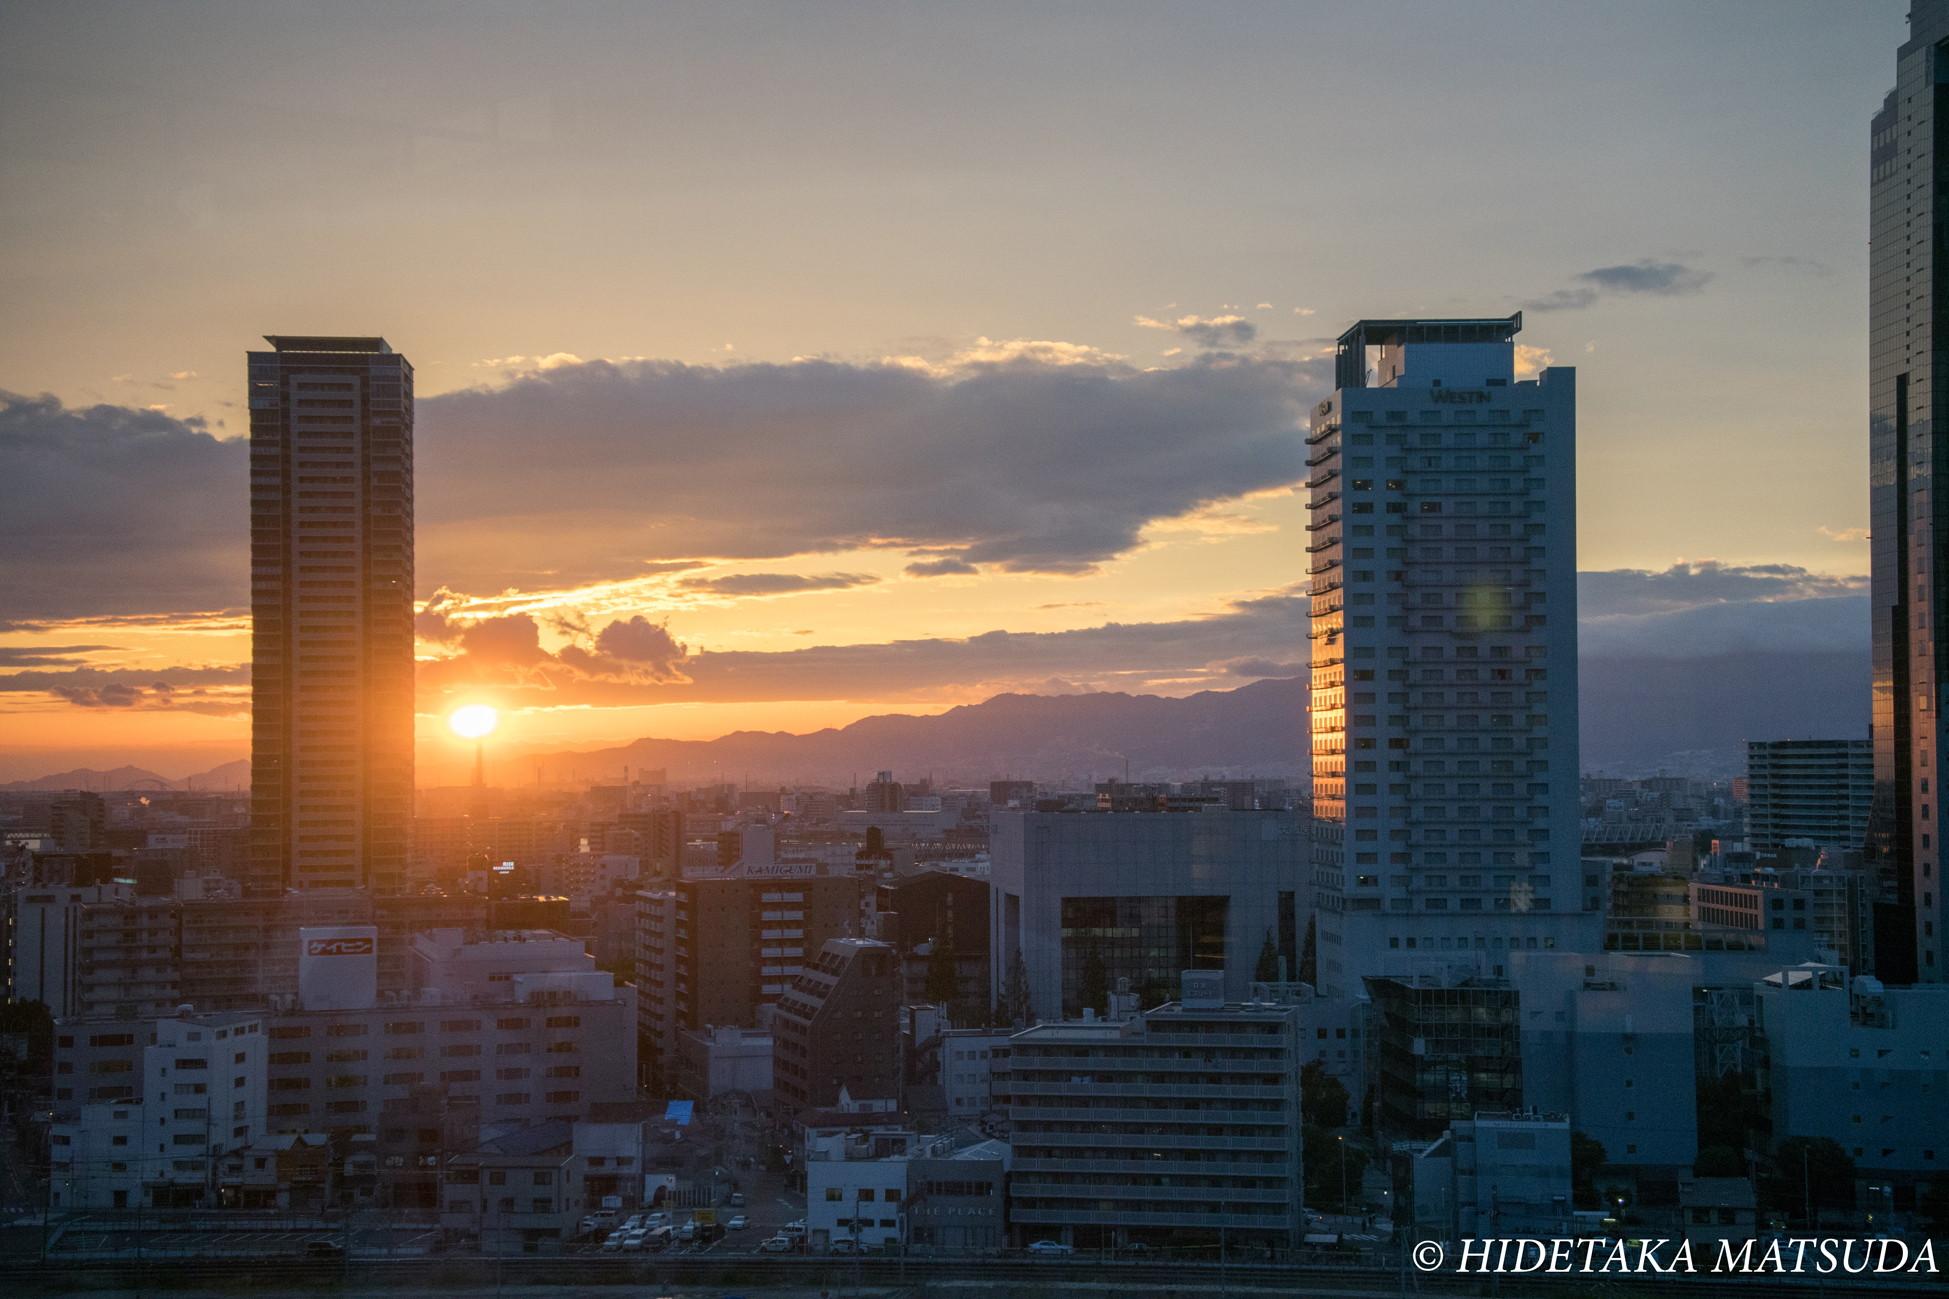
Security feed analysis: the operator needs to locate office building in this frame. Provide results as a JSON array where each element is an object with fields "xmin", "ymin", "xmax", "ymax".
[
  {"xmin": 935, "ymin": 1026, "xmax": 1013, "ymax": 1116},
  {"xmin": 1307, "ymin": 315, "xmax": 1594, "ymax": 998},
  {"xmin": 1756, "ymin": 963, "xmax": 1949, "ymax": 1200},
  {"xmin": 772, "ymin": 937, "xmax": 903, "ymax": 1112},
  {"xmin": 49, "ymin": 1010, "xmax": 269, "ymax": 1210},
  {"xmin": 1004, "ymin": 974, "xmax": 1304, "ymax": 1251},
  {"xmin": 1364, "ymin": 971, "xmax": 1521, "ymax": 1141},
  {"xmin": 1870, "ymin": 4, "xmax": 1949, "ymax": 982},
  {"xmin": 247, "ymin": 335, "xmax": 415, "ymax": 895},
  {"xmin": 53, "ymin": 930, "xmax": 635, "ymax": 1142},
  {"xmin": 1745, "ymin": 740, "xmax": 1873, "ymax": 855},
  {"xmin": 633, "ymin": 867, "xmax": 862, "ymax": 1087},
  {"xmin": 671, "ymin": 1023, "xmax": 773, "ymax": 1101},
  {"xmin": 1397, "ymin": 1110, "xmax": 1573, "ymax": 1244},
  {"xmin": 989, "ymin": 808, "xmax": 1306, "ymax": 1022}
]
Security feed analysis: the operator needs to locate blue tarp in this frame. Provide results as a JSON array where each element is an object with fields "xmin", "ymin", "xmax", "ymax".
[{"xmin": 665, "ymin": 1100, "xmax": 694, "ymax": 1126}]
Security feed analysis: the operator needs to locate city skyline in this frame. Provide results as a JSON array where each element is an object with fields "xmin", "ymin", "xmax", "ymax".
[{"xmin": 0, "ymin": 3, "xmax": 1905, "ymax": 781}]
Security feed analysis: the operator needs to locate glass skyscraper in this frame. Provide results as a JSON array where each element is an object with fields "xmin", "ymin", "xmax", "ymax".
[
  {"xmin": 1868, "ymin": 2, "xmax": 1949, "ymax": 983},
  {"xmin": 247, "ymin": 336, "xmax": 415, "ymax": 896},
  {"xmin": 1305, "ymin": 315, "xmax": 1593, "ymax": 997}
]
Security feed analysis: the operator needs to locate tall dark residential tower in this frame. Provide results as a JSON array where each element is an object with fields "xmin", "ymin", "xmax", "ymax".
[
  {"xmin": 1869, "ymin": 3, "xmax": 1949, "ymax": 983},
  {"xmin": 247, "ymin": 336, "xmax": 415, "ymax": 896}
]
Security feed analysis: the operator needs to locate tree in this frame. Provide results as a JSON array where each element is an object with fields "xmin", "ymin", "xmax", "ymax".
[
  {"xmin": 1921, "ymin": 1174, "xmax": 1949, "ymax": 1228},
  {"xmin": 1000, "ymin": 947, "xmax": 1034, "ymax": 1027},
  {"xmin": 1298, "ymin": 914, "xmax": 1318, "ymax": 987},
  {"xmin": 923, "ymin": 925, "xmax": 959, "ymax": 1005},
  {"xmin": 1254, "ymin": 928, "xmax": 1281, "ymax": 983},
  {"xmin": 1300, "ymin": 1060, "xmax": 1349, "ymax": 1129},
  {"xmin": 1078, "ymin": 935, "xmax": 1108, "ymax": 1015},
  {"xmin": 1302, "ymin": 1126, "xmax": 1369, "ymax": 1214},
  {"xmin": 1693, "ymin": 1146, "xmax": 1744, "ymax": 1178},
  {"xmin": 1696, "ymin": 1071, "xmax": 1765, "ymax": 1152},
  {"xmin": 1773, "ymin": 1136, "xmax": 1855, "ymax": 1222},
  {"xmin": 1571, "ymin": 1131, "xmax": 1607, "ymax": 1209}
]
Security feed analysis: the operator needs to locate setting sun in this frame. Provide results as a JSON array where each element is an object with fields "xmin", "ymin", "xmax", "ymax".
[{"xmin": 448, "ymin": 704, "xmax": 499, "ymax": 739}]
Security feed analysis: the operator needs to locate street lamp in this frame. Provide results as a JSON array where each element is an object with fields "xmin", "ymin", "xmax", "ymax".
[{"xmin": 1337, "ymin": 1135, "xmax": 1347, "ymax": 1216}]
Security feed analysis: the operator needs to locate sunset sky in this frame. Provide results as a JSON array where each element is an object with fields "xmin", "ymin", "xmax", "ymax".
[{"xmin": 0, "ymin": 2, "xmax": 1902, "ymax": 783}]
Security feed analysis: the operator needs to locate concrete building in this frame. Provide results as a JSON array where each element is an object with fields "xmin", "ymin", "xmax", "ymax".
[
  {"xmin": 672, "ymin": 1024, "xmax": 773, "ymax": 1101},
  {"xmin": 1004, "ymin": 974, "xmax": 1305, "ymax": 1251},
  {"xmin": 633, "ymin": 868, "xmax": 863, "ymax": 1088},
  {"xmin": 439, "ymin": 1119, "xmax": 576, "ymax": 1254},
  {"xmin": 1364, "ymin": 971, "xmax": 1521, "ymax": 1141},
  {"xmin": 1507, "ymin": 951, "xmax": 1700, "ymax": 1172},
  {"xmin": 45, "ymin": 925, "xmax": 638, "ymax": 1142},
  {"xmin": 1306, "ymin": 316, "xmax": 1593, "ymax": 999},
  {"xmin": 936, "ymin": 1027, "xmax": 1013, "ymax": 1117},
  {"xmin": 1691, "ymin": 867, "xmax": 1871, "ymax": 971},
  {"xmin": 1398, "ymin": 1110, "xmax": 1573, "ymax": 1244},
  {"xmin": 773, "ymin": 938, "xmax": 903, "ymax": 1112},
  {"xmin": 804, "ymin": 1119, "xmax": 916, "ymax": 1250},
  {"xmin": 1677, "ymin": 1177, "xmax": 1758, "ymax": 1255},
  {"xmin": 1756, "ymin": 963, "xmax": 1949, "ymax": 1199},
  {"xmin": 989, "ymin": 808, "xmax": 1306, "ymax": 1022},
  {"xmin": 6, "ymin": 882, "xmax": 130, "ymax": 1017},
  {"xmin": 50, "ymin": 1009, "xmax": 269, "ymax": 1210},
  {"xmin": 906, "ymin": 1140, "xmax": 1010, "ymax": 1252},
  {"xmin": 1868, "ymin": 3, "xmax": 1949, "ymax": 983},
  {"xmin": 246, "ymin": 335, "xmax": 416, "ymax": 895},
  {"xmin": 1745, "ymin": 740, "xmax": 1873, "ymax": 856},
  {"xmin": 875, "ymin": 870, "xmax": 991, "ymax": 1008}
]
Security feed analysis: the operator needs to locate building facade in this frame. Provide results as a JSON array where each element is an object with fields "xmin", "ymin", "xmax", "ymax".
[
  {"xmin": 1745, "ymin": 740, "xmax": 1873, "ymax": 856},
  {"xmin": 1004, "ymin": 979, "xmax": 1304, "ymax": 1251},
  {"xmin": 989, "ymin": 809, "xmax": 1307, "ymax": 1022},
  {"xmin": 1869, "ymin": 2, "xmax": 1949, "ymax": 983},
  {"xmin": 1307, "ymin": 316, "xmax": 1593, "ymax": 999},
  {"xmin": 49, "ymin": 1010, "xmax": 269, "ymax": 1210},
  {"xmin": 247, "ymin": 335, "xmax": 415, "ymax": 895},
  {"xmin": 772, "ymin": 938, "xmax": 903, "ymax": 1112}
]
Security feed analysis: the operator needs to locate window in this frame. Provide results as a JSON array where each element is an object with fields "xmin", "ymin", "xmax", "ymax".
[{"xmin": 826, "ymin": 1188, "xmax": 843, "ymax": 1202}]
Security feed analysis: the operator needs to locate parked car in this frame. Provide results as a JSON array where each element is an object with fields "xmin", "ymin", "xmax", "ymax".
[
  {"xmin": 621, "ymin": 1213, "xmax": 646, "ymax": 1232},
  {"xmin": 726, "ymin": 1215, "xmax": 749, "ymax": 1231},
  {"xmin": 676, "ymin": 1222, "xmax": 698, "ymax": 1243},
  {"xmin": 726, "ymin": 1192, "xmax": 746, "ymax": 1207},
  {"xmin": 599, "ymin": 1234, "xmax": 625, "ymax": 1253},
  {"xmin": 830, "ymin": 1238, "xmax": 857, "ymax": 1255},
  {"xmin": 620, "ymin": 1230, "xmax": 649, "ymax": 1252},
  {"xmin": 780, "ymin": 1221, "xmax": 807, "ymax": 1237},
  {"xmin": 758, "ymin": 1236, "xmax": 793, "ymax": 1253},
  {"xmin": 1027, "ymin": 1240, "xmax": 1075, "ymax": 1256}
]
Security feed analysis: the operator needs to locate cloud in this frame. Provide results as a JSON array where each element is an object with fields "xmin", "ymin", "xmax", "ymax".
[
  {"xmin": 416, "ymin": 351, "xmax": 1321, "ymax": 592},
  {"xmin": 0, "ymin": 645, "xmax": 123, "ymax": 667},
  {"xmin": 1579, "ymin": 561, "xmax": 1866, "ymax": 618},
  {"xmin": 1818, "ymin": 526, "xmax": 1869, "ymax": 543},
  {"xmin": 1133, "ymin": 314, "xmax": 1258, "ymax": 347},
  {"xmin": 0, "ymin": 392, "xmax": 247, "ymax": 620},
  {"xmin": 677, "ymin": 571, "xmax": 881, "ymax": 597},
  {"xmin": 1513, "ymin": 344, "xmax": 1553, "ymax": 378},
  {"xmin": 904, "ymin": 558, "xmax": 980, "ymax": 578},
  {"xmin": 411, "ymin": 583, "xmax": 1314, "ymax": 711},
  {"xmin": 0, "ymin": 664, "xmax": 251, "ymax": 714},
  {"xmin": 1208, "ymin": 655, "xmax": 1305, "ymax": 678},
  {"xmin": 1578, "ymin": 562, "xmax": 1869, "ymax": 659},
  {"xmin": 1525, "ymin": 260, "xmax": 1712, "ymax": 313}
]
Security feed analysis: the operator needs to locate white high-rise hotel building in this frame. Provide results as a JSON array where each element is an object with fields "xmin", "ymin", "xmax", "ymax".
[{"xmin": 1307, "ymin": 315, "xmax": 1596, "ymax": 997}]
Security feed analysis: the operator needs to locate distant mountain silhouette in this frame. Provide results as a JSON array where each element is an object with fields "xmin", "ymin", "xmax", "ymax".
[
  {"xmin": 510, "ymin": 677, "xmax": 1311, "ymax": 790},
  {"xmin": 3, "ymin": 651, "xmax": 1871, "ymax": 792},
  {"xmin": 1579, "ymin": 651, "xmax": 1868, "ymax": 780},
  {"xmin": 0, "ymin": 758, "xmax": 252, "ymax": 794}
]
